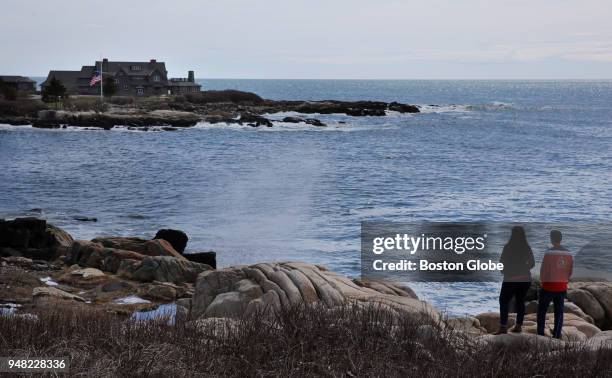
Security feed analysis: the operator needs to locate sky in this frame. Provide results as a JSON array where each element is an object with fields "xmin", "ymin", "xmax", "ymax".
[{"xmin": 1, "ymin": 0, "xmax": 612, "ymax": 79}]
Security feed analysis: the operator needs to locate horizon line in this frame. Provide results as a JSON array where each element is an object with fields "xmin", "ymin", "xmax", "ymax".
[{"xmin": 21, "ymin": 76, "xmax": 612, "ymax": 81}]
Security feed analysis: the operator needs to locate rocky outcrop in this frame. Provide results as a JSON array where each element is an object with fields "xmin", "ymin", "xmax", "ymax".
[
  {"xmin": 91, "ymin": 237, "xmax": 184, "ymax": 260},
  {"xmin": 281, "ymin": 116, "xmax": 326, "ymax": 127},
  {"xmin": 121, "ymin": 256, "xmax": 212, "ymax": 284},
  {"xmin": 0, "ymin": 217, "xmax": 73, "ymax": 260},
  {"xmin": 154, "ymin": 229, "xmax": 188, "ymax": 254},
  {"xmin": 184, "ymin": 251, "xmax": 217, "ymax": 269},
  {"xmin": 68, "ymin": 240, "xmax": 146, "ymax": 273},
  {"xmin": 239, "ymin": 113, "xmax": 273, "ymax": 127},
  {"xmin": 32, "ymin": 286, "xmax": 86, "ymax": 303},
  {"xmin": 192, "ymin": 262, "xmax": 437, "ymax": 321},
  {"xmin": 567, "ymin": 282, "xmax": 612, "ymax": 329},
  {"xmin": 476, "ymin": 311, "xmax": 601, "ymax": 341},
  {"xmin": 33, "ymin": 109, "xmax": 200, "ymax": 129},
  {"xmin": 67, "ymin": 239, "xmax": 210, "ymax": 285}
]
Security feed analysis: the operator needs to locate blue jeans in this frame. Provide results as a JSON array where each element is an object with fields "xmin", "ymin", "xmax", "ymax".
[{"xmin": 537, "ymin": 290, "xmax": 566, "ymax": 338}]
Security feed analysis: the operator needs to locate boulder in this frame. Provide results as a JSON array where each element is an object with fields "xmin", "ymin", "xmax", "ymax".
[
  {"xmin": 567, "ymin": 287, "xmax": 606, "ymax": 326},
  {"xmin": 446, "ymin": 317, "xmax": 487, "ymax": 336},
  {"xmin": 586, "ymin": 330, "xmax": 612, "ymax": 350},
  {"xmin": 304, "ymin": 118, "xmax": 326, "ymax": 127},
  {"xmin": 0, "ymin": 218, "xmax": 73, "ymax": 260},
  {"xmin": 582, "ymin": 283, "xmax": 612, "ymax": 328},
  {"xmin": 280, "ymin": 116, "xmax": 326, "ymax": 127},
  {"xmin": 192, "ymin": 262, "xmax": 438, "ymax": 322},
  {"xmin": 91, "ymin": 237, "xmax": 184, "ymax": 260},
  {"xmin": 67, "ymin": 240, "xmax": 146, "ymax": 273},
  {"xmin": 476, "ymin": 333, "xmax": 566, "ymax": 350},
  {"xmin": 143, "ymin": 282, "xmax": 179, "ymax": 301},
  {"xmin": 131, "ymin": 256, "xmax": 212, "ymax": 284},
  {"xmin": 184, "ymin": 251, "xmax": 217, "ymax": 269},
  {"xmin": 239, "ymin": 113, "xmax": 273, "ymax": 127},
  {"xmin": 476, "ymin": 312, "xmax": 514, "ymax": 333},
  {"xmin": 153, "ymin": 229, "xmax": 188, "ymax": 254},
  {"xmin": 388, "ymin": 102, "xmax": 420, "ymax": 113},
  {"xmin": 71, "ymin": 267, "xmax": 106, "ymax": 278},
  {"xmin": 32, "ymin": 286, "xmax": 85, "ymax": 303}
]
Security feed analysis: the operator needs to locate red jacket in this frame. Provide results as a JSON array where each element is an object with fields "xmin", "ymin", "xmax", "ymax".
[{"xmin": 540, "ymin": 246, "xmax": 573, "ymax": 292}]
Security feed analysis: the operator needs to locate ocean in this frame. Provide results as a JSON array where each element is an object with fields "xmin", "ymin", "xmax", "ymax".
[{"xmin": 2, "ymin": 79, "xmax": 612, "ymax": 316}]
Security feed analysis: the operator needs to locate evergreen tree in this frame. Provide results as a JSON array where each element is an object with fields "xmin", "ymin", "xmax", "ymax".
[
  {"xmin": 103, "ymin": 77, "xmax": 117, "ymax": 98},
  {"xmin": 42, "ymin": 77, "xmax": 67, "ymax": 107}
]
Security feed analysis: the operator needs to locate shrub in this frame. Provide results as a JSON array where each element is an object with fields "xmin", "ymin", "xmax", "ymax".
[
  {"xmin": 1, "ymin": 303, "xmax": 610, "ymax": 377},
  {"xmin": 1, "ymin": 86, "xmax": 18, "ymax": 101},
  {"xmin": 109, "ymin": 96, "xmax": 134, "ymax": 106},
  {"xmin": 136, "ymin": 96, "xmax": 171, "ymax": 111},
  {"xmin": 0, "ymin": 99, "xmax": 47, "ymax": 116},
  {"xmin": 63, "ymin": 97, "xmax": 109, "ymax": 112},
  {"xmin": 185, "ymin": 90, "xmax": 264, "ymax": 104}
]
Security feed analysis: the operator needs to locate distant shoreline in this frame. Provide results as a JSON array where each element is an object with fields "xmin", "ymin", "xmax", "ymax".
[{"xmin": 0, "ymin": 89, "xmax": 419, "ymax": 129}]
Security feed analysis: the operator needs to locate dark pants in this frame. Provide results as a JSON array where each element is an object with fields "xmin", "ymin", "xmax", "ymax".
[
  {"xmin": 499, "ymin": 281, "xmax": 531, "ymax": 327},
  {"xmin": 537, "ymin": 290, "xmax": 566, "ymax": 338}
]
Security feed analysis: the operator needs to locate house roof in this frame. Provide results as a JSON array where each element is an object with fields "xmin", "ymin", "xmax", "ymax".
[
  {"xmin": 0, "ymin": 75, "xmax": 36, "ymax": 83},
  {"xmin": 42, "ymin": 71, "xmax": 81, "ymax": 91},
  {"xmin": 95, "ymin": 60, "xmax": 167, "ymax": 76}
]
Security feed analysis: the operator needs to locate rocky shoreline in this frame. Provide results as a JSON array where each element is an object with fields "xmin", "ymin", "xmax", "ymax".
[
  {"xmin": 2, "ymin": 217, "xmax": 612, "ymax": 351},
  {"xmin": 0, "ymin": 90, "xmax": 420, "ymax": 130}
]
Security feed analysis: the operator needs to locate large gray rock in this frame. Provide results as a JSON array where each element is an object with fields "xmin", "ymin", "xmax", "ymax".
[
  {"xmin": 476, "ymin": 333, "xmax": 566, "ymax": 350},
  {"xmin": 567, "ymin": 287, "xmax": 606, "ymax": 326},
  {"xmin": 583, "ymin": 283, "xmax": 612, "ymax": 328},
  {"xmin": 192, "ymin": 262, "xmax": 438, "ymax": 322},
  {"xmin": 586, "ymin": 330, "xmax": 612, "ymax": 350},
  {"xmin": 32, "ymin": 286, "xmax": 85, "ymax": 303},
  {"xmin": 131, "ymin": 256, "xmax": 212, "ymax": 284}
]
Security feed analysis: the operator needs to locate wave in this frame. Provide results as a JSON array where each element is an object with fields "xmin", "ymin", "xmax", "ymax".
[{"xmin": 417, "ymin": 101, "xmax": 518, "ymax": 113}]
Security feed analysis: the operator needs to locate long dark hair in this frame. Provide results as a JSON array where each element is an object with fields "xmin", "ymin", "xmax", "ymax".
[{"xmin": 504, "ymin": 226, "xmax": 532, "ymax": 256}]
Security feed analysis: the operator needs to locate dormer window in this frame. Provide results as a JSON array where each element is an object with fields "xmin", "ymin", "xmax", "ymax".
[
  {"xmin": 153, "ymin": 75, "xmax": 160, "ymax": 82},
  {"xmin": 131, "ymin": 65, "xmax": 142, "ymax": 71}
]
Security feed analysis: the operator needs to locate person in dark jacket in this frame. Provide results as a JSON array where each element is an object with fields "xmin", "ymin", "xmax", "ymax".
[{"xmin": 495, "ymin": 226, "xmax": 536, "ymax": 334}]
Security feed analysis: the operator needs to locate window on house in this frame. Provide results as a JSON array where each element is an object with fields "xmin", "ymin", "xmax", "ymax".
[
  {"xmin": 131, "ymin": 65, "xmax": 142, "ymax": 71},
  {"xmin": 123, "ymin": 84, "xmax": 129, "ymax": 90},
  {"xmin": 153, "ymin": 75, "xmax": 160, "ymax": 82}
]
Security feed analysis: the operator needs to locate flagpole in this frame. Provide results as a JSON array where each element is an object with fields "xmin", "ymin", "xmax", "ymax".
[{"xmin": 100, "ymin": 59, "xmax": 104, "ymax": 101}]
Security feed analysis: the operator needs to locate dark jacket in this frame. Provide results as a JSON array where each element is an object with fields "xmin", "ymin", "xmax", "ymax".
[{"xmin": 500, "ymin": 244, "xmax": 535, "ymax": 281}]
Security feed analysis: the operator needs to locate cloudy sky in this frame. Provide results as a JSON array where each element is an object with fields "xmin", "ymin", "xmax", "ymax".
[{"xmin": 2, "ymin": 0, "xmax": 612, "ymax": 79}]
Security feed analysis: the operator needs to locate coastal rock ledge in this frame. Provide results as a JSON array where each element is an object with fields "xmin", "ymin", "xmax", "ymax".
[{"xmin": 191, "ymin": 262, "xmax": 438, "ymax": 321}]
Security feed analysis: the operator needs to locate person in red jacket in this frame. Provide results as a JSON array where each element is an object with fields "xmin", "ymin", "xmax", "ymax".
[{"xmin": 537, "ymin": 230, "xmax": 573, "ymax": 338}]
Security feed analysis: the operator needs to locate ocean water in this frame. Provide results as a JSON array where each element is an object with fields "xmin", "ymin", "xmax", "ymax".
[{"xmin": 2, "ymin": 80, "xmax": 612, "ymax": 316}]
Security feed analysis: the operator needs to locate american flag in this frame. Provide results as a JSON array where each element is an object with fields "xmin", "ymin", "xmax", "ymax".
[{"xmin": 90, "ymin": 71, "xmax": 102, "ymax": 86}]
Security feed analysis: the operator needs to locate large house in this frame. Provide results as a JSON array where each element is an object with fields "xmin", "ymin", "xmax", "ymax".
[
  {"xmin": 41, "ymin": 59, "xmax": 201, "ymax": 97},
  {"xmin": 0, "ymin": 75, "xmax": 37, "ymax": 94}
]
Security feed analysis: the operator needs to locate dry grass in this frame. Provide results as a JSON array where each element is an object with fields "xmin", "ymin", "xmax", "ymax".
[{"xmin": 0, "ymin": 303, "xmax": 611, "ymax": 377}]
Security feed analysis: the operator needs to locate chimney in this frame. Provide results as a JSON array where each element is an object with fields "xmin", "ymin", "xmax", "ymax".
[
  {"xmin": 150, "ymin": 59, "xmax": 156, "ymax": 64},
  {"xmin": 102, "ymin": 58, "xmax": 109, "ymax": 72},
  {"xmin": 188, "ymin": 70, "xmax": 194, "ymax": 83}
]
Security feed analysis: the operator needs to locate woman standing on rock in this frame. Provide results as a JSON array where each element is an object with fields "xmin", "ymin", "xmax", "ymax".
[{"xmin": 495, "ymin": 226, "xmax": 536, "ymax": 334}]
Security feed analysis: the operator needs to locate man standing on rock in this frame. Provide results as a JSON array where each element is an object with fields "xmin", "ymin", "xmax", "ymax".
[{"xmin": 537, "ymin": 230, "xmax": 574, "ymax": 339}]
